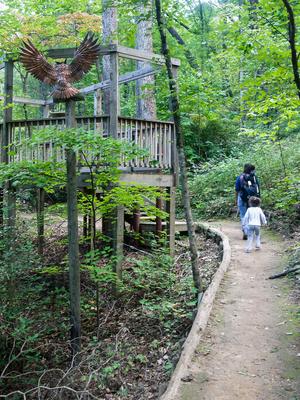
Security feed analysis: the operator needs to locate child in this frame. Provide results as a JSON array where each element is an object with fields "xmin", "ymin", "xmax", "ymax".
[{"xmin": 243, "ymin": 196, "xmax": 267, "ymax": 253}]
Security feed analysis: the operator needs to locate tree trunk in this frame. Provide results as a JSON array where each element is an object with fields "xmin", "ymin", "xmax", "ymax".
[
  {"xmin": 136, "ymin": 0, "xmax": 157, "ymax": 119},
  {"xmin": 167, "ymin": 27, "xmax": 200, "ymax": 70},
  {"xmin": 102, "ymin": 0, "xmax": 118, "ymax": 240},
  {"xmin": 102, "ymin": 0, "xmax": 118, "ymax": 113},
  {"xmin": 281, "ymin": 0, "xmax": 300, "ymax": 99},
  {"xmin": 155, "ymin": 0, "xmax": 201, "ymax": 293}
]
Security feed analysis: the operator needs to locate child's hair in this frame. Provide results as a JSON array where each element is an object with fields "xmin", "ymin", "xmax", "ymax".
[{"xmin": 249, "ymin": 196, "xmax": 260, "ymax": 207}]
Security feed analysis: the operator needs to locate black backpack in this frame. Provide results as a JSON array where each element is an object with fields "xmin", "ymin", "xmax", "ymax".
[{"xmin": 240, "ymin": 173, "xmax": 260, "ymax": 202}]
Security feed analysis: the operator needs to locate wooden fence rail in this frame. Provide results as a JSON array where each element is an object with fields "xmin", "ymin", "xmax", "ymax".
[{"xmin": 0, "ymin": 116, "xmax": 176, "ymax": 170}]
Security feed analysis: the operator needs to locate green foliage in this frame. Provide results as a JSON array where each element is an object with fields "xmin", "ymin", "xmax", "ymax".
[
  {"xmin": 0, "ymin": 223, "xmax": 42, "ymax": 372},
  {"xmin": 82, "ymin": 248, "xmax": 118, "ymax": 288},
  {"xmin": 183, "ymin": 116, "xmax": 238, "ymax": 163},
  {"xmin": 0, "ymin": 223, "xmax": 40, "ymax": 289},
  {"xmin": 122, "ymin": 245, "xmax": 196, "ymax": 332},
  {"xmin": 0, "ymin": 160, "xmax": 65, "ymax": 192},
  {"xmin": 189, "ymin": 134, "xmax": 300, "ymax": 224}
]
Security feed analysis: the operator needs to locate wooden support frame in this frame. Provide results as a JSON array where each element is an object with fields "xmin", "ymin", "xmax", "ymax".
[
  {"xmin": 44, "ymin": 44, "xmax": 180, "ymax": 66},
  {"xmin": 0, "ymin": 67, "xmax": 161, "ymax": 106},
  {"xmin": 0, "ymin": 95, "xmax": 47, "ymax": 106},
  {"xmin": 80, "ymin": 65, "xmax": 160, "ymax": 95},
  {"xmin": 3, "ymin": 44, "xmax": 179, "ymax": 107}
]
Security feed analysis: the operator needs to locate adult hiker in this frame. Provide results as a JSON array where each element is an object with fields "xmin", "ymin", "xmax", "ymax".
[{"xmin": 235, "ymin": 164, "xmax": 260, "ymax": 239}]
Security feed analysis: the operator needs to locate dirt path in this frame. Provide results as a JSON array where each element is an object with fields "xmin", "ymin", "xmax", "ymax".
[{"xmin": 178, "ymin": 220, "xmax": 300, "ymax": 400}]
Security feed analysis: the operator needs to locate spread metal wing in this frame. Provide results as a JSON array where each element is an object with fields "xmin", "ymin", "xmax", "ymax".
[
  {"xmin": 68, "ymin": 34, "xmax": 100, "ymax": 83},
  {"xmin": 20, "ymin": 40, "xmax": 57, "ymax": 85}
]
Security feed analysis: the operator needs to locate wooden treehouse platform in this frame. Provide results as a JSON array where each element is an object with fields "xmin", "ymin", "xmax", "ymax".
[
  {"xmin": 0, "ymin": 43, "xmax": 180, "ymax": 257},
  {"xmin": 0, "ymin": 115, "xmax": 177, "ymax": 187}
]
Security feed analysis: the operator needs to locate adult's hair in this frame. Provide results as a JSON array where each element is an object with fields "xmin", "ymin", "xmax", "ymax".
[
  {"xmin": 244, "ymin": 163, "xmax": 253, "ymax": 174},
  {"xmin": 249, "ymin": 196, "xmax": 260, "ymax": 207}
]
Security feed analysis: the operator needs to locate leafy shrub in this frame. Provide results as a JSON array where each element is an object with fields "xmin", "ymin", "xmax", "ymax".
[{"xmin": 189, "ymin": 134, "xmax": 300, "ymax": 225}]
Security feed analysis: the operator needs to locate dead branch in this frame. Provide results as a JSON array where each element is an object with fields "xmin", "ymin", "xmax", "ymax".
[{"xmin": 268, "ymin": 266, "xmax": 300, "ymax": 279}]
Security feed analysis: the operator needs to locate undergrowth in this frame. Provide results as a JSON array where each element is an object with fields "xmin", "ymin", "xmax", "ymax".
[
  {"xmin": 0, "ymin": 223, "xmax": 198, "ymax": 399},
  {"xmin": 189, "ymin": 134, "xmax": 300, "ymax": 233}
]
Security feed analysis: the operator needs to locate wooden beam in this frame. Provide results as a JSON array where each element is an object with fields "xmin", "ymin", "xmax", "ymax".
[
  {"xmin": 78, "ymin": 171, "xmax": 174, "ymax": 188},
  {"xmin": 80, "ymin": 65, "xmax": 159, "ymax": 95},
  {"xmin": 46, "ymin": 45, "xmax": 117, "ymax": 59},
  {"xmin": 116, "ymin": 45, "xmax": 180, "ymax": 66},
  {"xmin": 0, "ymin": 66, "xmax": 161, "ymax": 105},
  {"xmin": 119, "ymin": 173, "xmax": 175, "ymax": 187},
  {"xmin": 0, "ymin": 95, "xmax": 47, "ymax": 106},
  {"xmin": 12, "ymin": 44, "xmax": 180, "ymax": 66},
  {"xmin": 46, "ymin": 48, "xmax": 77, "ymax": 59}
]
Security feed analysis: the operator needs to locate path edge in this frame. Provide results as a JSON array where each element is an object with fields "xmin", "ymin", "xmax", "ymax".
[{"xmin": 160, "ymin": 222, "xmax": 231, "ymax": 400}]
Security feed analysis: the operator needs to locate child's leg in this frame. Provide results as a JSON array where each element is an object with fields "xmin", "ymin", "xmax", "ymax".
[
  {"xmin": 255, "ymin": 226, "xmax": 261, "ymax": 248},
  {"xmin": 246, "ymin": 226, "xmax": 254, "ymax": 252}
]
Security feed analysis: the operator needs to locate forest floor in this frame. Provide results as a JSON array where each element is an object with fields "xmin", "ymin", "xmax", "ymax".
[
  {"xmin": 0, "ymin": 210, "xmax": 223, "ymax": 399},
  {"xmin": 177, "ymin": 220, "xmax": 300, "ymax": 400}
]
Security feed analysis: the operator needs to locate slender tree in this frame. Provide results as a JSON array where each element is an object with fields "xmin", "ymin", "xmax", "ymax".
[
  {"xmin": 281, "ymin": 0, "xmax": 300, "ymax": 99},
  {"xmin": 154, "ymin": 0, "xmax": 201, "ymax": 293}
]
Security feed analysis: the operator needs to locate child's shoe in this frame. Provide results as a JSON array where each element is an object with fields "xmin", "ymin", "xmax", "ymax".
[
  {"xmin": 255, "ymin": 246, "xmax": 261, "ymax": 250},
  {"xmin": 245, "ymin": 249, "xmax": 251, "ymax": 253}
]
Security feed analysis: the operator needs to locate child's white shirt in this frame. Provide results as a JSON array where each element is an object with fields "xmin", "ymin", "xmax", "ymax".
[{"xmin": 243, "ymin": 207, "xmax": 267, "ymax": 226}]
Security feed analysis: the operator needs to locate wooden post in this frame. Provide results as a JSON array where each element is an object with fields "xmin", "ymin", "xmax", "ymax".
[
  {"xmin": 65, "ymin": 99, "xmax": 81, "ymax": 357},
  {"xmin": 108, "ymin": 51, "xmax": 124, "ymax": 282},
  {"xmin": 166, "ymin": 187, "xmax": 176, "ymax": 257},
  {"xmin": 102, "ymin": 50, "xmax": 120, "ymax": 240},
  {"xmin": 83, "ymin": 213, "xmax": 88, "ymax": 239},
  {"xmin": 1, "ymin": 61, "xmax": 14, "ymax": 228},
  {"xmin": 94, "ymin": 89, "xmax": 102, "ymax": 116},
  {"xmin": 36, "ymin": 187, "xmax": 45, "ymax": 255},
  {"xmin": 6, "ymin": 183, "xmax": 16, "ymax": 230},
  {"xmin": 155, "ymin": 196, "xmax": 163, "ymax": 235},
  {"xmin": 109, "ymin": 51, "xmax": 119, "ymax": 139},
  {"xmin": 5, "ymin": 181, "xmax": 16, "ymax": 303},
  {"xmin": 112, "ymin": 205, "xmax": 124, "ymax": 281},
  {"xmin": 43, "ymin": 104, "xmax": 50, "ymax": 118},
  {"xmin": 1, "ymin": 60, "xmax": 13, "ymax": 164},
  {"xmin": 1, "ymin": 60, "xmax": 15, "ymax": 302},
  {"xmin": 132, "ymin": 206, "xmax": 141, "ymax": 233}
]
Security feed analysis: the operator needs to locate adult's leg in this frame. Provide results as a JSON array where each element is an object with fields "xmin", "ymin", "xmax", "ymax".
[{"xmin": 238, "ymin": 195, "xmax": 248, "ymax": 237}]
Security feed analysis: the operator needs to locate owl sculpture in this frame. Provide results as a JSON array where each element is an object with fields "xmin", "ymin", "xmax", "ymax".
[{"xmin": 20, "ymin": 34, "xmax": 100, "ymax": 100}]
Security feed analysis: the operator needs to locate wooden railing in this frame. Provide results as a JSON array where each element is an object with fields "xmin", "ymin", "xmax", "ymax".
[{"xmin": 0, "ymin": 115, "xmax": 176, "ymax": 170}]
